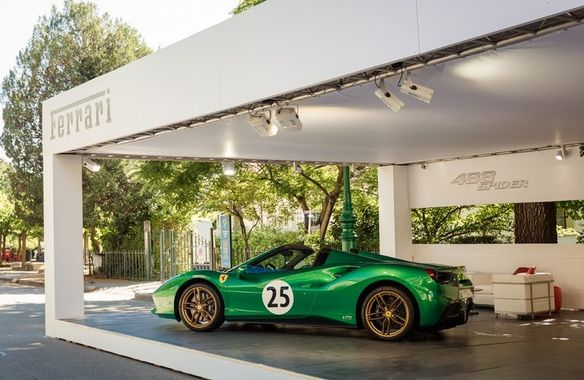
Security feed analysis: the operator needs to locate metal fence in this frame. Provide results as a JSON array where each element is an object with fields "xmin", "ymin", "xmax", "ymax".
[
  {"xmin": 97, "ymin": 250, "xmax": 147, "ymax": 280},
  {"xmin": 91, "ymin": 229, "xmax": 216, "ymax": 282}
]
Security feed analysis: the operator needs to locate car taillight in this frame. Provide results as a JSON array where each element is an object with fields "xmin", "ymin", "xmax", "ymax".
[{"xmin": 425, "ymin": 268, "xmax": 437, "ymax": 281}]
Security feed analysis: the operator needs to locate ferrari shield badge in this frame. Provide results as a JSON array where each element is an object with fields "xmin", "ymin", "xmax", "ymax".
[{"xmin": 219, "ymin": 274, "xmax": 228, "ymax": 284}]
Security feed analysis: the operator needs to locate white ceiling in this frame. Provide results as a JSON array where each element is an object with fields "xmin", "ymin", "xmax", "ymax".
[{"xmin": 87, "ymin": 24, "xmax": 584, "ymax": 165}]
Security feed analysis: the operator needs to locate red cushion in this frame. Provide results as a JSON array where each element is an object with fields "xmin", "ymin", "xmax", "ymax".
[{"xmin": 513, "ymin": 266, "xmax": 536, "ymax": 275}]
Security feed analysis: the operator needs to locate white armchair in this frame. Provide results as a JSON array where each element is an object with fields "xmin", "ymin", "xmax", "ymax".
[{"xmin": 492, "ymin": 273, "xmax": 554, "ymax": 318}]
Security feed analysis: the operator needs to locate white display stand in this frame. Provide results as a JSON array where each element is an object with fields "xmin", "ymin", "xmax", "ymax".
[{"xmin": 492, "ymin": 274, "xmax": 554, "ymax": 319}]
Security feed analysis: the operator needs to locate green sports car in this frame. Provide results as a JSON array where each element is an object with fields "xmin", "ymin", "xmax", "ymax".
[{"xmin": 152, "ymin": 244, "xmax": 474, "ymax": 341}]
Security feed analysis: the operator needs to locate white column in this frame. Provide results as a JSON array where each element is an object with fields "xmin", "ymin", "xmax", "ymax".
[
  {"xmin": 44, "ymin": 154, "xmax": 84, "ymax": 335},
  {"xmin": 378, "ymin": 166, "xmax": 413, "ymax": 260}
]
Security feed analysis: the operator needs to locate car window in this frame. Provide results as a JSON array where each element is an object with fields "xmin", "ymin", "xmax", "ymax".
[{"xmin": 249, "ymin": 248, "xmax": 314, "ymax": 273}]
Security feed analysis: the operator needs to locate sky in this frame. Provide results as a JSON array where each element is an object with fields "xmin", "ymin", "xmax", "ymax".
[{"xmin": 0, "ymin": 0, "xmax": 240, "ymax": 161}]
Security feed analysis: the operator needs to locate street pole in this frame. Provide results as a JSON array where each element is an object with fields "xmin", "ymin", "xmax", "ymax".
[{"xmin": 341, "ymin": 166, "xmax": 357, "ymax": 251}]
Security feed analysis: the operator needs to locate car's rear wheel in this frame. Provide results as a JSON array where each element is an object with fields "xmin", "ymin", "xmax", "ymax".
[
  {"xmin": 361, "ymin": 286, "xmax": 415, "ymax": 341},
  {"xmin": 178, "ymin": 283, "xmax": 224, "ymax": 332}
]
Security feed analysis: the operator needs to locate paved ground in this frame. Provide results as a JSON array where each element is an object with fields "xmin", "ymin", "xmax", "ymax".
[
  {"xmin": 3, "ymin": 268, "xmax": 584, "ymax": 379},
  {"xmin": 78, "ymin": 305, "xmax": 584, "ymax": 379},
  {"xmin": 0, "ymin": 267, "xmax": 159, "ymax": 301},
  {"xmin": 0, "ymin": 282, "xmax": 195, "ymax": 380}
]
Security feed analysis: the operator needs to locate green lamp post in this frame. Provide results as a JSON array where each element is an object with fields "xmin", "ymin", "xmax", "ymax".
[{"xmin": 341, "ymin": 166, "xmax": 357, "ymax": 251}]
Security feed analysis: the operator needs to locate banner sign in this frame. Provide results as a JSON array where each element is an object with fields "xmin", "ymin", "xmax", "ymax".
[
  {"xmin": 450, "ymin": 171, "xmax": 529, "ymax": 192},
  {"xmin": 219, "ymin": 215, "xmax": 232, "ymax": 268},
  {"xmin": 408, "ymin": 148, "xmax": 584, "ymax": 208}
]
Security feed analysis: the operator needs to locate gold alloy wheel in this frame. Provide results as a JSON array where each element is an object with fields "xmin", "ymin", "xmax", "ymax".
[
  {"xmin": 179, "ymin": 284, "xmax": 220, "ymax": 331},
  {"xmin": 363, "ymin": 289, "xmax": 412, "ymax": 340}
]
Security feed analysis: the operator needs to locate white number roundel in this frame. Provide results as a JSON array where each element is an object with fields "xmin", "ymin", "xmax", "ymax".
[{"xmin": 262, "ymin": 280, "xmax": 294, "ymax": 315}]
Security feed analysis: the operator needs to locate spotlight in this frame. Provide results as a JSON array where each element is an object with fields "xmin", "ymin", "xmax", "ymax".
[
  {"xmin": 293, "ymin": 161, "xmax": 303, "ymax": 174},
  {"xmin": 222, "ymin": 161, "xmax": 235, "ymax": 176},
  {"xmin": 274, "ymin": 107, "xmax": 302, "ymax": 132},
  {"xmin": 249, "ymin": 112, "xmax": 278, "ymax": 137},
  {"xmin": 399, "ymin": 76, "xmax": 434, "ymax": 103},
  {"xmin": 374, "ymin": 80, "xmax": 405, "ymax": 112},
  {"xmin": 420, "ymin": 162, "xmax": 427, "ymax": 170},
  {"xmin": 82, "ymin": 157, "xmax": 101, "ymax": 172},
  {"xmin": 555, "ymin": 146, "xmax": 566, "ymax": 161}
]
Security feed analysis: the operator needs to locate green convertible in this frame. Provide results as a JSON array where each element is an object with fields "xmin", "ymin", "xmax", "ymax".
[{"xmin": 152, "ymin": 244, "xmax": 474, "ymax": 341}]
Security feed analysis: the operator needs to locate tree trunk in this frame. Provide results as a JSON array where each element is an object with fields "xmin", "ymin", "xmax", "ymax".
[
  {"xmin": 89, "ymin": 227, "xmax": 100, "ymax": 252},
  {"xmin": 83, "ymin": 231, "xmax": 89, "ymax": 265},
  {"xmin": 319, "ymin": 198, "xmax": 335, "ymax": 246},
  {"xmin": 514, "ymin": 202, "xmax": 557, "ymax": 243},
  {"xmin": 234, "ymin": 213, "xmax": 250, "ymax": 261},
  {"xmin": 316, "ymin": 167, "xmax": 344, "ymax": 246},
  {"xmin": 0, "ymin": 233, "xmax": 4, "ymax": 265},
  {"xmin": 20, "ymin": 231, "xmax": 27, "ymax": 266}
]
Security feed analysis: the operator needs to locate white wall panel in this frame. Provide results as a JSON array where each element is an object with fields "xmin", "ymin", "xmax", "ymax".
[
  {"xmin": 42, "ymin": 31, "xmax": 222, "ymax": 155},
  {"xmin": 378, "ymin": 166, "xmax": 413, "ymax": 260},
  {"xmin": 417, "ymin": 0, "xmax": 584, "ymax": 53},
  {"xmin": 408, "ymin": 147, "xmax": 584, "ymax": 208},
  {"xmin": 42, "ymin": 0, "xmax": 421, "ymax": 155},
  {"xmin": 43, "ymin": 0, "xmax": 584, "ymax": 155},
  {"xmin": 43, "ymin": 155, "xmax": 84, "ymax": 328},
  {"xmin": 218, "ymin": 0, "xmax": 419, "ymax": 109},
  {"xmin": 414, "ymin": 244, "xmax": 584, "ymax": 309}
]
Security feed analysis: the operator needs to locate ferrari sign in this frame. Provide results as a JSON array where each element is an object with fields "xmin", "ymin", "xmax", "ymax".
[
  {"xmin": 50, "ymin": 89, "xmax": 112, "ymax": 140},
  {"xmin": 451, "ymin": 170, "xmax": 528, "ymax": 192},
  {"xmin": 262, "ymin": 280, "xmax": 294, "ymax": 315}
]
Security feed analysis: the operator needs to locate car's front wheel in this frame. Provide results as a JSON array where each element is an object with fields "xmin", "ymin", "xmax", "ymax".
[
  {"xmin": 361, "ymin": 286, "xmax": 415, "ymax": 341},
  {"xmin": 178, "ymin": 283, "xmax": 224, "ymax": 332}
]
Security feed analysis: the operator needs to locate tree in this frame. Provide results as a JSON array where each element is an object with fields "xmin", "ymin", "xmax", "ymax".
[
  {"xmin": 514, "ymin": 202, "xmax": 557, "ymax": 244},
  {"xmin": 329, "ymin": 166, "xmax": 380, "ymax": 250},
  {"xmin": 199, "ymin": 165, "xmax": 282, "ymax": 259},
  {"xmin": 0, "ymin": 1, "xmax": 151, "ymax": 251},
  {"xmin": 233, "ymin": 0, "xmax": 267, "ymax": 14},
  {"xmin": 138, "ymin": 161, "xmax": 221, "ymax": 225},
  {"xmin": 0, "ymin": 160, "xmax": 17, "ymax": 263},
  {"xmin": 411, "ymin": 204, "xmax": 513, "ymax": 244},
  {"xmin": 83, "ymin": 160, "xmax": 154, "ymax": 251},
  {"xmin": 258, "ymin": 164, "xmax": 344, "ymax": 246},
  {"xmin": 512, "ymin": 151, "xmax": 584, "ymax": 243}
]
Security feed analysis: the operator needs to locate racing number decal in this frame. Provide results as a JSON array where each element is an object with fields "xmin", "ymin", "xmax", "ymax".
[
  {"xmin": 266, "ymin": 286, "xmax": 290, "ymax": 308},
  {"xmin": 262, "ymin": 280, "xmax": 294, "ymax": 315}
]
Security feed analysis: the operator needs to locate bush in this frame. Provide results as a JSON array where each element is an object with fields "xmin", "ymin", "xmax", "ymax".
[{"xmin": 450, "ymin": 235, "xmax": 501, "ymax": 244}]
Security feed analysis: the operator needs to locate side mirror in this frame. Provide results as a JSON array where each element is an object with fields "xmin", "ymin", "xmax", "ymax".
[{"xmin": 235, "ymin": 264, "xmax": 248, "ymax": 277}]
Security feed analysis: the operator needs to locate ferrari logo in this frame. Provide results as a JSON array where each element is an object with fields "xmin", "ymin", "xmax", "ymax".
[{"xmin": 219, "ymin": 274, "xmax": 229, "ymax": 284}]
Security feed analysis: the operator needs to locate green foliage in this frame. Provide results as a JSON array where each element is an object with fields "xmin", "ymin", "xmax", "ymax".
[
  {"xmin": 83, "ymin": 160, "xmax": 154, "ymax": 251},
  {"xmin": 556, "ymin": 225, "xmax": 579, "ymax": 238},
  {"xmin": 0, "ymin": 160, "xmax": 17, "ymax": 257},
  {"xmin": 0, "ymin": 1, "xmax": 151, "ymax": 236},
  {"xmin": 233, "ymin": 0, "xmax": 267, "ymax": 14},
  {"xmin": 411, "ymin": 204, "xmax": 513, "ymax": 244},
  {"xmin": 229, "ymin": 226, "xmax": 305, "ymax": 265},
  {"xmin": 201, "ymin": 164, "xmax": 286, "ymax": 258},
  {"xmin": 138, "ymin": 161, "xmax": 220, "ymax": 228},
  {"xmin": 330, "ymin": 167, "xmax": 379, "ymax": 251},
  {"xmin": 257, "ymin": 163, "xmax": 344, "ymax": 246},
  {"xmin": 558, "ymin": 200, "xmax": 584, "ymax": 221}
]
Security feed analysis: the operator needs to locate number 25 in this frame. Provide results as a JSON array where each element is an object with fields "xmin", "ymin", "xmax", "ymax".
[{"xmin": 267, "ymin": 285, "xmax": 290, "ymax": 308}]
